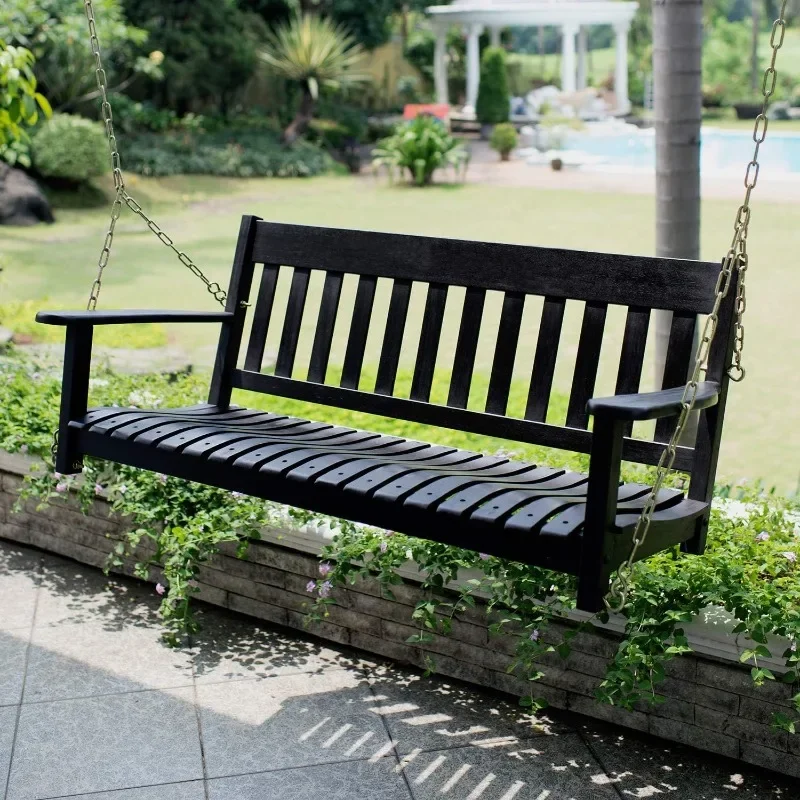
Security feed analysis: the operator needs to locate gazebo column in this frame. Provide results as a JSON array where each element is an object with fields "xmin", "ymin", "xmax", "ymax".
[
  {"xmin": 561, "ymin": 23, "xmax": 578, "ymax": 95},
  {"xmin": 434, "ymin": 25, "xmax": 449, "ymax": 105},
  {"xmin": 464, "ymin": 23, "xmax": 484, "ymax": 114},
  {"xmin": 577, "ymin": 26, "xmax": 588, "ymax": 90},
  {"xmin": 614, "ymin": 21, "xmax": 631, "ymax": 114}
]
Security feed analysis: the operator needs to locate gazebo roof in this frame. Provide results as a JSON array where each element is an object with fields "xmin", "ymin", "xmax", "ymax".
[{"xmin": 427, "ymin": 0, "xmax": 639, "ymax": 28}]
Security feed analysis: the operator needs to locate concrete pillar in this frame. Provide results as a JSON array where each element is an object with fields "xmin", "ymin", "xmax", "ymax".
[
  {"xmin": 614, "ymin": 21, "xmax": 631, "ymax": 114},
  {"xmin": 561, "ymin": 24, "xmax": 578, "ymax": 94},
  {"xmin": 464, "ymin": 23, "xmax": 484, "ymax": 114},
  {"xmin": 434, "ymin": 26, "xmax": 449, "ymax": 105},
  {"xmin": 490, "ymin": 27, "xmax": 501, "ymax": 48},
  {"xmin": 577, "ymin": 26, "xmax": 588, "ymax": 90}
]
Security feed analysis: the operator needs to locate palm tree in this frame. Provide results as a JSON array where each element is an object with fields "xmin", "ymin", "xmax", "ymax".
[
  {"xmin": 260, "ymin": 14, "xmax": 368, "ymax": 144},
  {"xmin": 653, "ymin": 0, "xmax": 703, "ymax": 433}
]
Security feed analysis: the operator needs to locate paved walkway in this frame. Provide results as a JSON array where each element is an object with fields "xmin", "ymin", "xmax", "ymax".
[{"xmin": 0, "ymin": 539, "xmax": 794, "ymax": 800}]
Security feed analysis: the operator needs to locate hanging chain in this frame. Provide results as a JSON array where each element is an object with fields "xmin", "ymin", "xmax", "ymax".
[
  {"xmin": 605, "ymin": 0, "xmax": 789, "ymax": 613},
  {"xmin": 82, "ymin": 0, "xmax": 227, "ymax": 310}
]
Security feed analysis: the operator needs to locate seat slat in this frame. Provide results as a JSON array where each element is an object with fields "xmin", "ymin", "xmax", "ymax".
[
  {"xmin": 655, "ymin": 310, "xmax": 697, "ymax": 441},
  {"xmin": 447, "ymin": 287, "xmax": 486, "ymax": 409},
  {"xmin": 307, "ymin": 271, "xmax": 344, "ymax": 384},
  {"xmin": 375, "ymin": 279, "xmax": 412, "ymax": 396},
  {"xmin": 410, "ymin": 283, "xmax": 448, "ymax": 402},
  {"xmin": 526, "ymin": 297, "xmax": 566, "ymax": 422},
  {"xmin": 245, "ymin": 264, "xmax": 280, "ymax": 372},
  {"xmin": 275, "ymin": 267, "xmax": 311, "ymax": 378},
  {"xmin": 566, "ymin": 301, "xmax": 608, "ymax": 429},
  {"xmin": 341, "ymin": 275, "xmax": 378, "ymax": 390},
  {"xmin": 486, "ymin": 292, "xmax": 525, "ymax": 415}
]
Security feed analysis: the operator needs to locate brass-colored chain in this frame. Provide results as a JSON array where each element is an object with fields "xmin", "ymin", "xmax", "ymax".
[
  {"xmin": 82, "ymin": 0, "xmax": 226, "ymax": 310},
  {"xmin": 605, "ymin": 0, "xmax": 789, "ymax": 613}
]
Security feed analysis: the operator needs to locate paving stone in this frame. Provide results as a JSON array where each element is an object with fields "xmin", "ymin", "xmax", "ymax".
[
  {"xmin": 402, "ymin": 736, "xmax": 618, "ymax": 800},
  {"xmin": 6, "ymin": 688, "xmax": 203, "ymax": 800},
  {"xmin": 25, "ymin": 619, "xmax": 194, "ymax": 702},
  {"xmin": 0, "ymin": 630, "xmax": 28, "ymax": 706},
  {"xmin": 367, "ymin": 664, "xmax": 568, "ymax": 756},
  {"xmin": 0, "ymin": 548, "xmax": 39, "ymax": 631},
  {"xmin": 195, "ymin": 669, "xmax": 392, "ymax": 778},
  {"xmin": 0, "ymin": 705, "xmax": 17, "ymax": 799},
  {"xmin": 207, "ymin": 758, "xmax": 411, "ymax": 800},
  {"xmin": 55, "ymin": 781, "xmax": 206, "ymax": 800}
]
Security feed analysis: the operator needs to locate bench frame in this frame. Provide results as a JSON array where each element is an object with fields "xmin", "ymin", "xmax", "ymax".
[{"xmin": 39, "ymin": 215, "xmax": 737, "ymax": 611}]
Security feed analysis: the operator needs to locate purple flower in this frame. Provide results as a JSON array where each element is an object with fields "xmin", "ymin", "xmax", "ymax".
[
  {"xmin": 318, "ymin": 580, "xmax": 333, "ymax": 598},
  {"xmin": 478, "ymin": 553, "xmax": 490, "ymax": 561},
  {"xmin": 319, "ymin": 562, "xmax": 332, "ymax": 577},
  {"xmin": 530, "ymin": 629, "xmax": 540, "ymax": 642},
  {"xmin": 306, "ymin": 580, "xmax": 316, "ymax": 594},
  {"xmin": 755, "ymin": 532, "xmax": 770, "ymax": 542},
  {"xmin": 157, "ymin": 473, "xmax": 167, "ymax": 484},
  {"xmin": 53, "ymin": 471, "xmax": 62, "ymax": 479},
  {"xmin": 791, "ymin": 641, "xmax": 797, "ymax": 653},
  {"xmin": 94, "ymin": 483, "xmax": 103, "ymax": 496},
  {"xmin": 782, "ymin": 551, "xmax": 797, "ymax": 563},
  {"xmin": 20, "ymin": 444, "xmax": 28, "ymax": 454},
  {"xmin": 380, "ymin": 540, "xmax": 388, "ymax": 553},
  {"xmin": 231, "ymin": 491, "xmax": 244, "ymax": 500},
  {"xmin": 55, "ymin": 482, "xmax": 67, "ymax": 494},
  {"xmin": 155, "ymin": 583, "xmax": 166, "ymax": 596},
  {"xmin": 118, "ymin": 485, "xmax": 127, "ymax": 495},
  {"xmin": 385, "ymin": 531, "xmax": 396, "ymax": 537}
]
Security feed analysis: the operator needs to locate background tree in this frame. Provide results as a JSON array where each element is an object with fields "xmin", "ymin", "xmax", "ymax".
[{"xmin": 475, "ymin": 47, "xmax": 510, "ymax": 125}]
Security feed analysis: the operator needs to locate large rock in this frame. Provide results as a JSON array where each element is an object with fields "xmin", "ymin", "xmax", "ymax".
[{"xmin": 0, "ymin": 163, "xmax": 55, "ymax": 226}]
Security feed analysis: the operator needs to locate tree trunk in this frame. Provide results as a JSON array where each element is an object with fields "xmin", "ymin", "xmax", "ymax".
[
  {"xmin": 653, "ymin": 0, "xmax": 703, "ymax": 441},
  {"xmin": 751, "ymin": 0, "xmax": 761, "ymax": 92},
  {"xmin": 539, "ymin": 26, "xmax": 546, "ymax": 75},
  {"xmin": 282, "ymin": 87, "xmax": 315, "ymax": 145}
]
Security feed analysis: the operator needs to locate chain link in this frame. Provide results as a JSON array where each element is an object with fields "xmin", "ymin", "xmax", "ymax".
[
  {"xmin": 82, "ymin": 0, "xmax": 227, "ymax": 310},
  {"xmin": 605, "ymin": 0, "xmax": 789, "ymax": 613}
]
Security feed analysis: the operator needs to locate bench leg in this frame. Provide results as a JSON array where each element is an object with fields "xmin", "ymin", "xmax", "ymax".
[
  {"xmin": 577, "ymin": 415, "xmax": 624, "ymax": 613},
  {"xmin": 55, "ymin": 325, "xmax": 93, "ymax": 475}
]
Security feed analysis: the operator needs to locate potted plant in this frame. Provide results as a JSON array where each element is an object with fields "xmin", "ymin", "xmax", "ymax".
[
  {"xmin": 489, "ymin": 123, "xmax": 517, "ymax": 161},
  {"xmin": 475, "ymin": 47, "xmax": 509, "ymax": 139}
]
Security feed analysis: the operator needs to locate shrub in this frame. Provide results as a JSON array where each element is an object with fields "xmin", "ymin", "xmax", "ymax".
[
  {"xmin": 489, "ymin": 123, "xmax": 518, "ymax": 160},
  {"xmin": 372, "ymin": 114, "xmax": 469, "ymax": 186},
  {"xmin": 31, "ymin": 114, "xmax": 108, "ymax": 183},
  {"xmin": 476, "ymin": 47, "xmax": 510, "ymax": 125}
]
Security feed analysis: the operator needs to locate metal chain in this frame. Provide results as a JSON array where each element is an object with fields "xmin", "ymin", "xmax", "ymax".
[
  {"xmin": 605, "ymin": 0, "xmax": 789, "ymax": 613},
  {"xmin": 82, "ymin": 0, "xmax": 226, "ymax": 310}
]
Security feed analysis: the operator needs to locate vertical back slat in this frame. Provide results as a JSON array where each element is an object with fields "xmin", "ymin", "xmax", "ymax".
[
  {"xmin": 243, "ymin": 263, "xmax": 280, "ymax": 372},
  {"xmin": 655, "ymin": 310, "xmax": 697, "ymax": 440},
  {"xmin": 614, "ymin": 306, "xmax": 651, "ymax": 436},
  {"xmin": 307, "ymin": 271, "xmax": 344, "ymax": 383},
  {"xmin": 410, "ymin": 283, "xmax": 448, "ymax": 402},
  {"xmin": 566, "ymin": 301, "xmax": 608, "ymax": 429},
  {"xmin": 375, "ymin": 279, "xmax": 412, "ymax": 396},
  {"xmin": 485, "ymin": 292, "xmax": 525, "ymax": 415},
  {"xmin": 341, "ymin": 275, "xmax": 377, "ymax": 390},
  {"xmin": 274, "ymin": 267, "xmax": 311, "ymax": 378},
  {"xmin": 447, "ymin": 287, "xmax": 486, "ymax": 409},
  {"xmin": 525, "ymin": 297, "xmax": 566, "ymax": 422}
]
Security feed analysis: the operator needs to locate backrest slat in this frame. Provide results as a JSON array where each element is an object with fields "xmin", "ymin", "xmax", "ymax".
[
  {"xmin": 375, "ymin": 279, "xmax": 412, "ymax": 396},
  {"xmin": 341, "ymin": 275, "xmax": 377, "ymax": 390},
  {"xmin": 654, "ymin": 310, "xmax": 697, "ymax": 441},
  {"xmin": 615, "ymin": 306, "xmax": 651, "ymax": 396},
  {"xmin": 307, "ymin": 270, "xmax": 344, "ymax": 383},
  {"xmin": 244, "ymin": 264, "xmax": 280, "ymax": 372},
  {"xmin": 275, "ymin": 267, "xmax": 310, "ymax": 378},
  {"xmin": 447, "ymin": 287, "xmax": 486, "ymax": 409},
  {"xmin": 566, "ymin": 301, "xmax": 608, "ymax": 429},
  {"xmin": 525, "ymin": 297, "xmax": 566, "ymax": 422},
  {"xmin": 485, "ymin": 292, "xmax": 525, "ymax": 415},
  {"xmin": 410, "ymin": 283, "xmax": 448, "ymax": 402}
]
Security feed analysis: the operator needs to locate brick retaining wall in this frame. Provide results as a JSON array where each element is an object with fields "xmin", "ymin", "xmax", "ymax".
[{"xmin": 1, "ymin": 451, "xmax": 798, "ymax": 778}]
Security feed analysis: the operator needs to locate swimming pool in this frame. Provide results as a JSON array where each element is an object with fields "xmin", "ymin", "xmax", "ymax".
[{"xmin": 564, "ymin": 126, "xmax": 800, "ymax": 175}]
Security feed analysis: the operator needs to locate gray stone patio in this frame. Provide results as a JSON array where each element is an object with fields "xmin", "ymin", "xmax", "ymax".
[{"xmin": 0, "ymin": 538, "xmax": 794, "ymax": 800}]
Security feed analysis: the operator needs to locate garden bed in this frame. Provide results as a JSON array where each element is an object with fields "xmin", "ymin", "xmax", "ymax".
[{"xmin": 1, "ymin": 447, "xmax": 799, "ymax": 779}]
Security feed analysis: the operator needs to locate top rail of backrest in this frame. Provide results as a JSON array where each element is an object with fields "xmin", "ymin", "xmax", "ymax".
[{"xmin": 250, "ymin": 221, "xmax": 720, "ymax": 314}]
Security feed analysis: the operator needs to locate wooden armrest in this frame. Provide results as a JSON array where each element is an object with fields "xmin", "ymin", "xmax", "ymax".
[
  {"xmin": 36, "ymin": 310, "xmax": 234, "ymax": 326},
  {"xmin": 588, "ymin": 382, "xmax": 720, "ymax": 422}
]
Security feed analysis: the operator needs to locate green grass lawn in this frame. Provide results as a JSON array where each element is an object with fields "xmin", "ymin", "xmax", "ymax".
[{"xmin": 3, "ymin": 173, "xmax": 798, "ymax": 494}]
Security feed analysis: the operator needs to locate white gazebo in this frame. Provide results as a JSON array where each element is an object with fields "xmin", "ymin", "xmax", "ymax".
[{"xmin": 426, "ymin": 0, "xmax": 639, "ymax": 115}]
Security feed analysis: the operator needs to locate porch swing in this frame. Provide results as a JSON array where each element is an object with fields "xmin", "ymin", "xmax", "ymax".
[{"xmin": 36, "ymin": 0, "xmax": 792, "ymax": 612}]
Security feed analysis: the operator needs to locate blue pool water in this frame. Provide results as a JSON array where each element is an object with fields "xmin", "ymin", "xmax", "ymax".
[{"xmin": 564, "ymin": 127, "xmax": 800, "ymax": 175}]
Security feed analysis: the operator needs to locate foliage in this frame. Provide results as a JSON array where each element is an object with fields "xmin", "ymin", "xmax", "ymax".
[
  {"xmin": 475, "ymin": 47, "xmax": 510, "ymax": 125},
  {"xmin": 0, "ymin": 0, "xmax": 155, "ymax": 112},
  {"xmin": 404, "ymin": 24, "xmax": 467, "ymax": 103},
  {"xmin": 372, "ymin": 114, "xmax": 469, "ymax": 186},
  {"xmin": 489, "ymin": 122, "xmax": 518, "ymax": 158},
  {"xmin": 31, "ymin": 113, "xmax": 109, "ymax": 183},
  {"xmin": 0, "ymin": 40, "xmax": 50, "ymax": 167},
  {"xmin": 703, "ymin": 18, "xmax": 754, "ymax": 105},
  {"xmin": 122, "ymin": 129, "xmax": 332, "ymax": 178},
  {"xmin": 0, "ymin": 300, "xmax": 167, "ymax": 349}
]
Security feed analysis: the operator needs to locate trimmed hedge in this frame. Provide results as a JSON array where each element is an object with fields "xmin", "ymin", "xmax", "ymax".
[
  {"xmin": 31, "ymin": 114, "xmax": 109, "ymax": 183},
  {"xmin": 476, "ymin": 47, "xmax": 510, "ymax": 125}
]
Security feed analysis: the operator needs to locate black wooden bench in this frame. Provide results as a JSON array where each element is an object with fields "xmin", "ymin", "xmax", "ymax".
[{"xmin": 37, "ymin": 215, "xmax": 736, "ymax": 611}]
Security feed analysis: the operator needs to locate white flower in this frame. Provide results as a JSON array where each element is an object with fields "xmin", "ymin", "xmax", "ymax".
[
  {"xmin": 781, "ymin": 551, "xmax": 797, "ymax": 564},
  {"xmin": 714, "ymin": 498, "xmax": 752, "ymax": 524}
]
